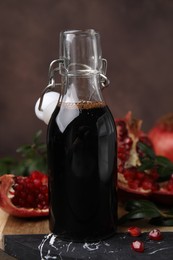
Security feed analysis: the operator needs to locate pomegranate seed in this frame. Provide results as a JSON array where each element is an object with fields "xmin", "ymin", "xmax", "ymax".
[
  {"xmin": 131, "ymin": 240, "xmax": 144, "ymax": 252},
  {"xmin": 38, "ymin": 204, "xmax": 42, "ymax": 209},
  {"xmin": 118, "ymin": 165, "xmax": 124, "ymax": 173},
  {"xmin": 124, "ymin": 168, "xmax": 136, "ymax": 181},
  {"xmin": 117, "ymin": 121, "xmax": 128, "ymax": 139},
  {"xmin": 33, "ymin": 178, "xmax": 42, "ymax": 187},
  {"xmin": 148, "ymin": 229, "xmax": 163, "ymax": 241},
  {"xmin": 125, "ymin": 144, "xmax": 132, "ymax": 151},
  {"xmin": 166, "ymin": 180, "xmax": 173, "ymax": 192},
  {"xmin": 124, "ymin": 137, "xmax": 132, "ymax": 144},
  {"xmin": 20, "ymin": 191, "xmax": 27, "ymax": 199},
  {"xmin": 141, "ymin": 178, "xmax": 153, "ymax": 190},
  {"xmin": 136, "ymin": 172, "xmax": 145, "ymax": 180},
  {"xmin": 128, "ymin": 226, "xmax": 141, "ymax": 237},
  {"xmin": 41, "ymin": 200, "xmax": 46, "ymax": 206},
  {"xmin": 128, "ymin": 180, "xmax": 141, "ymax": 190},
  {"xmin": 124, "ymin": 137, "xmax": 133, "ymax": 151},
  {"xmin": 30, "ymin": 171, "xmax": 43, "ymax": 179},
  {"xmin": 118, "ymin": 146, "xmax": 125, "ymax": 153},
  {"xmin": 27, "ymin": 194, "xmax": 35, "ymax": 204},
  {"xmin": 150, "ymin": 169, "xmax": 159, "ymax": 181},
  {"xmin": 118, "ymin": 153, "xmax": 127, "ymax": 161},
  {"xmin": 40, "ymin": 185, "xmax": 48, "ymax": 193},
  {"xmin": 151, "ymin": 182, "xmax": 160, "ymax": 192},
  {"xmin": 18, "ymin": 198, "xmax": 25, "ymax": 207},
  {"xmin": 14, "ymin": 184, "xmax": 23, "ymax": 191},
  {"xmin": 38, "ymin": 192, "xmax": 44, "ymax": 198},
  {"xmin": 26, "ymin": 182, "xmax": 34, "ymax": 190}
]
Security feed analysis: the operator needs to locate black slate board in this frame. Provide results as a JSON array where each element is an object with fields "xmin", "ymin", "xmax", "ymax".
[
  {"xmin": 0, "ymin": 249, "xmax": 16, "ymax": 260},
  {"xmin": 3, "ymin": 232, "xmax": 173, "ymax": 260}
]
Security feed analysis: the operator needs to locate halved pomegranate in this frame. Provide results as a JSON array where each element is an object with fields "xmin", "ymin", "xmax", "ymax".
[
  {"xmin": 0, "ymin": 171, "xmax": 49, "ymax": 217},
  {"xmin": 117, "ymin": 112, "xmax": 173, "ymax": 206}
]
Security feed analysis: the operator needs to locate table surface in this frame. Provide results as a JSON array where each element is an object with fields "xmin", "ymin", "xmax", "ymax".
[{"xmin": 0, "ymin": 205, "xmax": 173, "ymax": 249}]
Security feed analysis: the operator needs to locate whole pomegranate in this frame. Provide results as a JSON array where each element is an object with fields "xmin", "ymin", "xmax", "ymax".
[
  {"xmin": 0, "ymin": 171, "xmax": 49, "ymax": 217},
  {"xmin": 117, "ymin": 112, "xmax": 173, "ymax": 205},
  {"xmin": 148, "ymin": 113, "xmax": 173, "ymax": 162}
]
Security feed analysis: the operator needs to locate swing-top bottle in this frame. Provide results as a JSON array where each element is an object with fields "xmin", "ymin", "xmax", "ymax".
[{"xmin": 47, "ymin": 29, "xmax": 117, "ymax": 242}]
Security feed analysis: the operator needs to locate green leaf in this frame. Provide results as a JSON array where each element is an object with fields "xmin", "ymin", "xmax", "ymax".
[
  {"xmin": 138, "ymin": 142, "xmax": 155, "ymax": 159},
  {"xmin": 16, "ymin": 145, "xmax": 31, "ymax": 156},
  {"xmin": 156, "ymin": 156, "xmax": 173, "ymax": 166},
  {"xmin": 33, "ymin": 130, "xmax": 42, "ymax": 144},
  {"xmin": 125, "ymin": 199, "xmax": 160, "ymax": 212},
  {"xmin": 157, "ymin": 166, "xmax": 173, "ymax": 182},
  {"xmin": 0, "ymin": 130, "xmax": 47, "ymax": 176},
  {"xmin": 138, "ymin": 158, "xmax": 154, "ymax": 171},
  {"xmin": 0, "ymin": 157, "xmax": 18, "ymax": 175},
  {"xmin": 155, "ymin": 155, "xmax": 173, "ymax": 182},
  {"xmin": 119, "ymin": 208, "xmax": 161, "ymax": 224},
  {"xmin": 119, "ymin": 199, "xmax": 173, "ymax": 226},
  {"xmin": 137, "ymin": 142, "xmax": 173, "ymax": 181},
  {"xmin": 149, "ymin": 217, "xmax": 173, "ymax": 226},
  {"xmin": 167, "ymin": 208, "xmax": 173, "ymax": 215}
]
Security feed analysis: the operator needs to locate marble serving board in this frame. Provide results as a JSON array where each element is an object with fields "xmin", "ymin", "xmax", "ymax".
[{"xmin": 3, "ymin": 232, "xmax": 173, "ymax": 260}]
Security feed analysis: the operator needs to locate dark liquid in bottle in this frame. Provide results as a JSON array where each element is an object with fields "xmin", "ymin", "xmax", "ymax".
[{"xmin": 47, "ymin": 101, "xmax": 117, "ymax": 242}]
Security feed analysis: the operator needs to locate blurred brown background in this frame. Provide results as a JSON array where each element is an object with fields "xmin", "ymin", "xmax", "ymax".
[{"xmin": 0, "ymin": 0, "xmax": 173, "ymax": 157}]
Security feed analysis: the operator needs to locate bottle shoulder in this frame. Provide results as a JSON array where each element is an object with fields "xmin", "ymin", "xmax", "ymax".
[{"xmin": 48, "ymin": 102, "xmax": 115, "ymax": 135}]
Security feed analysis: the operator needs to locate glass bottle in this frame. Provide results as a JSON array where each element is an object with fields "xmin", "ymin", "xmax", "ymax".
[{"xmin": 47, "ymin": 29, "xmax": 117, "ymax": 242}]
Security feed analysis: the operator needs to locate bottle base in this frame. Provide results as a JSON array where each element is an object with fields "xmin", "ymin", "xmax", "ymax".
[{"xmin": 50, "ymin": 228, "xmax": 117, "ymax": 243}]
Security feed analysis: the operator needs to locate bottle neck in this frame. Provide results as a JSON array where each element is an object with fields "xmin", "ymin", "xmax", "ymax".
[{"xmin": 60, "ymin": 73, "xmax": 104, "ymax": 104}]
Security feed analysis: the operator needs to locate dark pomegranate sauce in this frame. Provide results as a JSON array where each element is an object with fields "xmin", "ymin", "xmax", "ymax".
[{"xmin": 47, "ymin": 101, "xmax": 117, "ymax": 242}]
